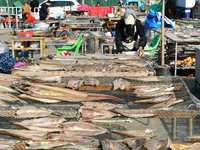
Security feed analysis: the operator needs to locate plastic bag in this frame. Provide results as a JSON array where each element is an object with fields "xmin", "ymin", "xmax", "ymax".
[
  {"xmin": 30, "ymin": 41, "xmax": 40, "ymax": 48},
  {"xmin": 145, "ymin": 12, "xmax": 175, "ymax": 29},
  {"xmin": 0, "ymin": 42, "xmax": 9, "ymax": 53}
]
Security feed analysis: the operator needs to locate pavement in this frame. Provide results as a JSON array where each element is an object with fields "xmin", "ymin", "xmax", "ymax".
[{"xmin": 1, "ymin": 28, "xmax": 200, "ymax": 141}]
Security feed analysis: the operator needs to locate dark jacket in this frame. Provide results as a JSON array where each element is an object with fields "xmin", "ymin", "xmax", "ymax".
[
  {"xmin": 39, "ymin": 3, "xmax": 49, "ymax": 20},
  {"xmin": 116, "ymin": 18, "xmax": 147, "ymax": 52},
  {"xmin": 30, "ymin": 0, "xmax": 39, "ymax": 12},
  {"xmin": 165, "ymin": 0, "xmax": 176, "ymax": 19},
  {"xmin": 190, "ymin": 6, "xmax": 200, "ymax": 19}
]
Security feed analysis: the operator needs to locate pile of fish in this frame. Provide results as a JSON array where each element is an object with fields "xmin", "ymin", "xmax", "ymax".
[{"xmin": 11, "ymin": 82, "xmax": 120, "ymax": 103}]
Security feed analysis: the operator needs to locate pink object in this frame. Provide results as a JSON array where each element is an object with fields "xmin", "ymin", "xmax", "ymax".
[
  {"xmin": 89, "ymin": 6, "xmax": 114, "ymax": 17},
  {"xmin": 77, "ymin": 4, "xmax": 92, "ymax": 13},
  {"xmin": 14, "ymin": 62, "xmax": 25, "ymax": 68}
]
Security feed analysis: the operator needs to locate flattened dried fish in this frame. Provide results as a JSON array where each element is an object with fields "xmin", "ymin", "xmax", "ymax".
[
  {"xmin": 122, "ymin": 137, "xmax": 147, "ymax": 150},
  {"xmin": 26, "ymin": 140, "xmax": 71, "ymax": 150},
  {"xmin": 84, "ymin": 78, "xmax": 99, "ymax": 86},
  {"xmin": 0, "ymin": 92, "xmax": 21, "ymax": 102},
  {"xmin": 79, "ymin": 108, "xmax": 118, "ymax": 121},
  {"xmin": 111, "ymin": 129, "xmax": 156, "ymax": 138},
  {"xmin": 134, "ymin": 95, "xmax": 173, "ymax": 104},
  {"xmin": 67, "ymin": 80, "xmax": 84, "ymax": 90},
  {"xmin": 48, "ymin": 134, "xmax": 98, "ymax": 143},
  {"xmin": 0, "ymin": 85, "xmax": 17, "ymax": 93},
  {"xmin": 176, "ymin": 135, "xmax": 200, "ymax": 143},
  {"xmin": 81, "ymin": 102, "xmax": 118, "ymax": 110},
  {"xmin": 24, "ymin": 76, "xmax": 62, "ymax": 83},
  {"xmin": 113, "ymin": 78, "xmax": 130, "ymax": 91},
  {"xmin": 0, "ymin": 140, "xmax": 17, "ymax": 150},
  {"xmin": 63, "ymin": 122, "xmax": 108, "ymax": 136},
  {"xmin": 16, "ymin": 106, "xmax": 53, "ymax": 118},
  {"xmin": 149, "ymin": 95, "xmax": 184, "ymax": 109},
  {"xmin": 143, "ymin": 139, "xmax": 170, "ymax": 150},
  {"xmin": 170, "ymin": 143, "xmax": 200, "ymax": 150},
  {"xmin": 0, "ymin": 99, "xmax": 12, "ymax": 108},
  {"xmin": 14, "ymin": 118, "xmax": 66, "ymax": 132},
  {"xmin": 101, "ymin": 139, "xmax": 130, "ymax": 150},
  {"xmin": 124, "ymin": 76, "xmax": 161, "ymax": 82},
  {"xmin": 136, "ymin": 91, "xmax": 173, "ymax": 99},
  {"xmin": 133, "ymin": 85, "xmax": 173, "ymax": 93},
  {"xmin": 16, "ymin": 83, "xmax": 120, "ymax": 102},
  {"xmin": 53, "ymin": 142, "xmax": 99, "ymax": 150},
  {"xmin": 19, "ymin": 94, "xmax": 62, "ymax": 103},
  {"xmin": 0, "ymin": 129, "xmax": 47, "ymax": 140},
  {"xmin": 114, "ymin": 109, "xmax": 155, "ymax": 118}
]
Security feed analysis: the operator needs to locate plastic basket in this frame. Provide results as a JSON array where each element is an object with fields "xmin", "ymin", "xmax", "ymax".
[{"xmin": 18, "ymin": 32, "xmax": 33, "ymax": 38}]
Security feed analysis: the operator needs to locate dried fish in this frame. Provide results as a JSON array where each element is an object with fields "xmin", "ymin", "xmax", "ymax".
[
  {"xmin": 53, "ymin": 142, "xmax": 100, "ymax": 150},
  {"xmin": 123, "ymin": 137, "xmax": 147, "ymax": 150},
  {"xmin": 113, "ymin": 78, "xmax": 131, "ymax": 91},
  {"xmin": 67, "ymin": 79, "xmax": 84, "ymax": 90},
  {"xmin": 0, "ymin": 85, "xmax": 17, "ymax": 93},
  {"xmin": 15, "ymin": 83, "xmax": 120, "ymax": 102},
  {"xmin": 0, "ymin": 92, "xmax": 21, "ymax": 102},
  {"xmin": 143, "ymin": 139, "xmax": 170, "ymax": 150},
  {"xmin": 133, "ymin": 85, "xmax": 173, "ymax": 93},
  {"xmin": 14, "ymin": 118, "xmax": 66, "ymax": 132},
  {"xmin": 149, "ymin": 95, "xmax": 184, "ymax": 109},
  {"xmin": 0, "ymin": 99, "xmax": 12, "ymax": 109},
  {"xmin": 62, "ymin": 122, "xmax": 108, "ymax": 136},
  {"xmin": 19, "ymin": 94, "xmax": 62, "ymax": 103},
  {"xmin": 101, "ymin": 139, "xmax": 130, "ymax": 150},
  {"xmin": 24, "ymin": 76, "xmax": 62, "ymax": 83},
  {"xmin": 25, "ymin": 140, "xmax": 71, "ymax": 150},
  {"xmin": 134, "ymin": 95, "xmax": 173, "ymax": 104},
  {"xmin": 84, "ymin": 78, "xmax": 99, "ymax": 86},
  {"xmin": 123, "ymin": 76, "xmax": 161, "ymax": 82},
  {"xmin": 0, "ymin": 129, "xmax": 47, "ymax": 140},
  {"xmin": 0, "ymin": 140, "xmax": 17, "ymax": 150},
  {"xmin": 136, "ymin": 91, "xmax": 173, "ymax": 99},
  {"xmin": 176, "ymin": 135, "xmax": 200, "ymax": 143},
  {"xmin": 48, "ymin": 134, "xmax": 98, "ymax": 143},
  {"xmin": 111, "ymin": 129, "xmax": 156, "ymax": 138},
  {"xmin": 15, "ymin": 106, "xmax": 53, "ymax": 118},
  {"xmin": 79, "ymin": 108, "xmax": 118, "ymax": 121},
  {"xmin": 170, "ymin": 143, "xmax": 200, "ymax": 150},
  {"xmin": 114, "ymin": 109, "xmax": 155, "ymax": 118},
  {"xmin": 81, "ymin": 102, "xmax": 119, "ymax": 110}
]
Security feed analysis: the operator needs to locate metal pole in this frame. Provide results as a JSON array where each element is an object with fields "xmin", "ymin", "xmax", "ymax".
[
  {"xmin": 161, "ymin": 0, "xmax": 165, "ymax": 66},
  {"xmin": 188, "ymin": 118, "xmax": 193, "ymax": 136},
  {"xmin": 6, "ymin": 0, "xmax": 11, "ymax": 29},
  {"xmin": 82, "ymin": 0, "xmax": 85, "ymax": 4},
  {"xmin": 171, "ymin": 118, "xmax": 177, "ymax": 140}
]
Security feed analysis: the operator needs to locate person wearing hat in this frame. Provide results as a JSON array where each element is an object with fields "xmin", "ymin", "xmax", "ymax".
[
  {"xmin": 190, "ymin": 2, "xmax": 200, "ymax": 19},
  {"xmin": 115, "ymin": 9, "xmax": 147, "ymax": 54},
  {"xmin": 22, "ymin": 0, "xmax": 31, "ymax": 22},
  {"xmin": 39, "ymin": 0, "xmax": 52, "ymax": 20}
]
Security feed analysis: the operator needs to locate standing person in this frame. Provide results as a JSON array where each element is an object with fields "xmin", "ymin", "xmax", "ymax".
[
  {"xmin": 118, "ymin": 2, "xmax": 122, "ymax": 11},
  {"xmin": 39, "ymin": 0, "xmax": 52, "ymax": 20},
  {"xmin": 30, "ymin": 0, "xmax": 39, "ymax": 12},
  {"xmin": 95, "ymin": 2, "xmax": 101, "ymax": 7},
  {"xmin": 115, "ymin": 9, "xmax": 147, "ymax": 54},
  {"xmin": 190, "ymin": 2, "xmax": 200, "ymax": 19},
  {"xmin": 22, "ymin": 0, "xmax": 31, "ymax": 22}
]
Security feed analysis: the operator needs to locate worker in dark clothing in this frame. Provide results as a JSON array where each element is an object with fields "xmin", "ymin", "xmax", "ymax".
[
  {"xmin": 30, "ymin": 0, "xmax": 39, "ymax": 12},
  {"xmin": 165, "ymin": 0, "xmax": 176, "ymax": 19},
  {"xmin": 190, "ymin": 2, "xmax": 200, "ymax": 19},
  {"xmin": 115, "ymin": 9, "xmax": 147, "ymax": 54},
  {"xmin": 39, "ymin": 0, "xmax": 51, "ymax": 20}
]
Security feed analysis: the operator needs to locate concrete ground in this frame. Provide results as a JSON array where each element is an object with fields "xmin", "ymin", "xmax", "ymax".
[{"xmin": 1, "ymin": 29, "xmax": 200, "ymax": 141}]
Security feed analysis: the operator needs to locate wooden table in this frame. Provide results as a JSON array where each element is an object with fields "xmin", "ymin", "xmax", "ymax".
[{"xmin": 12, "ymin": 37, "xmax": 45, "ymax": 59}]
